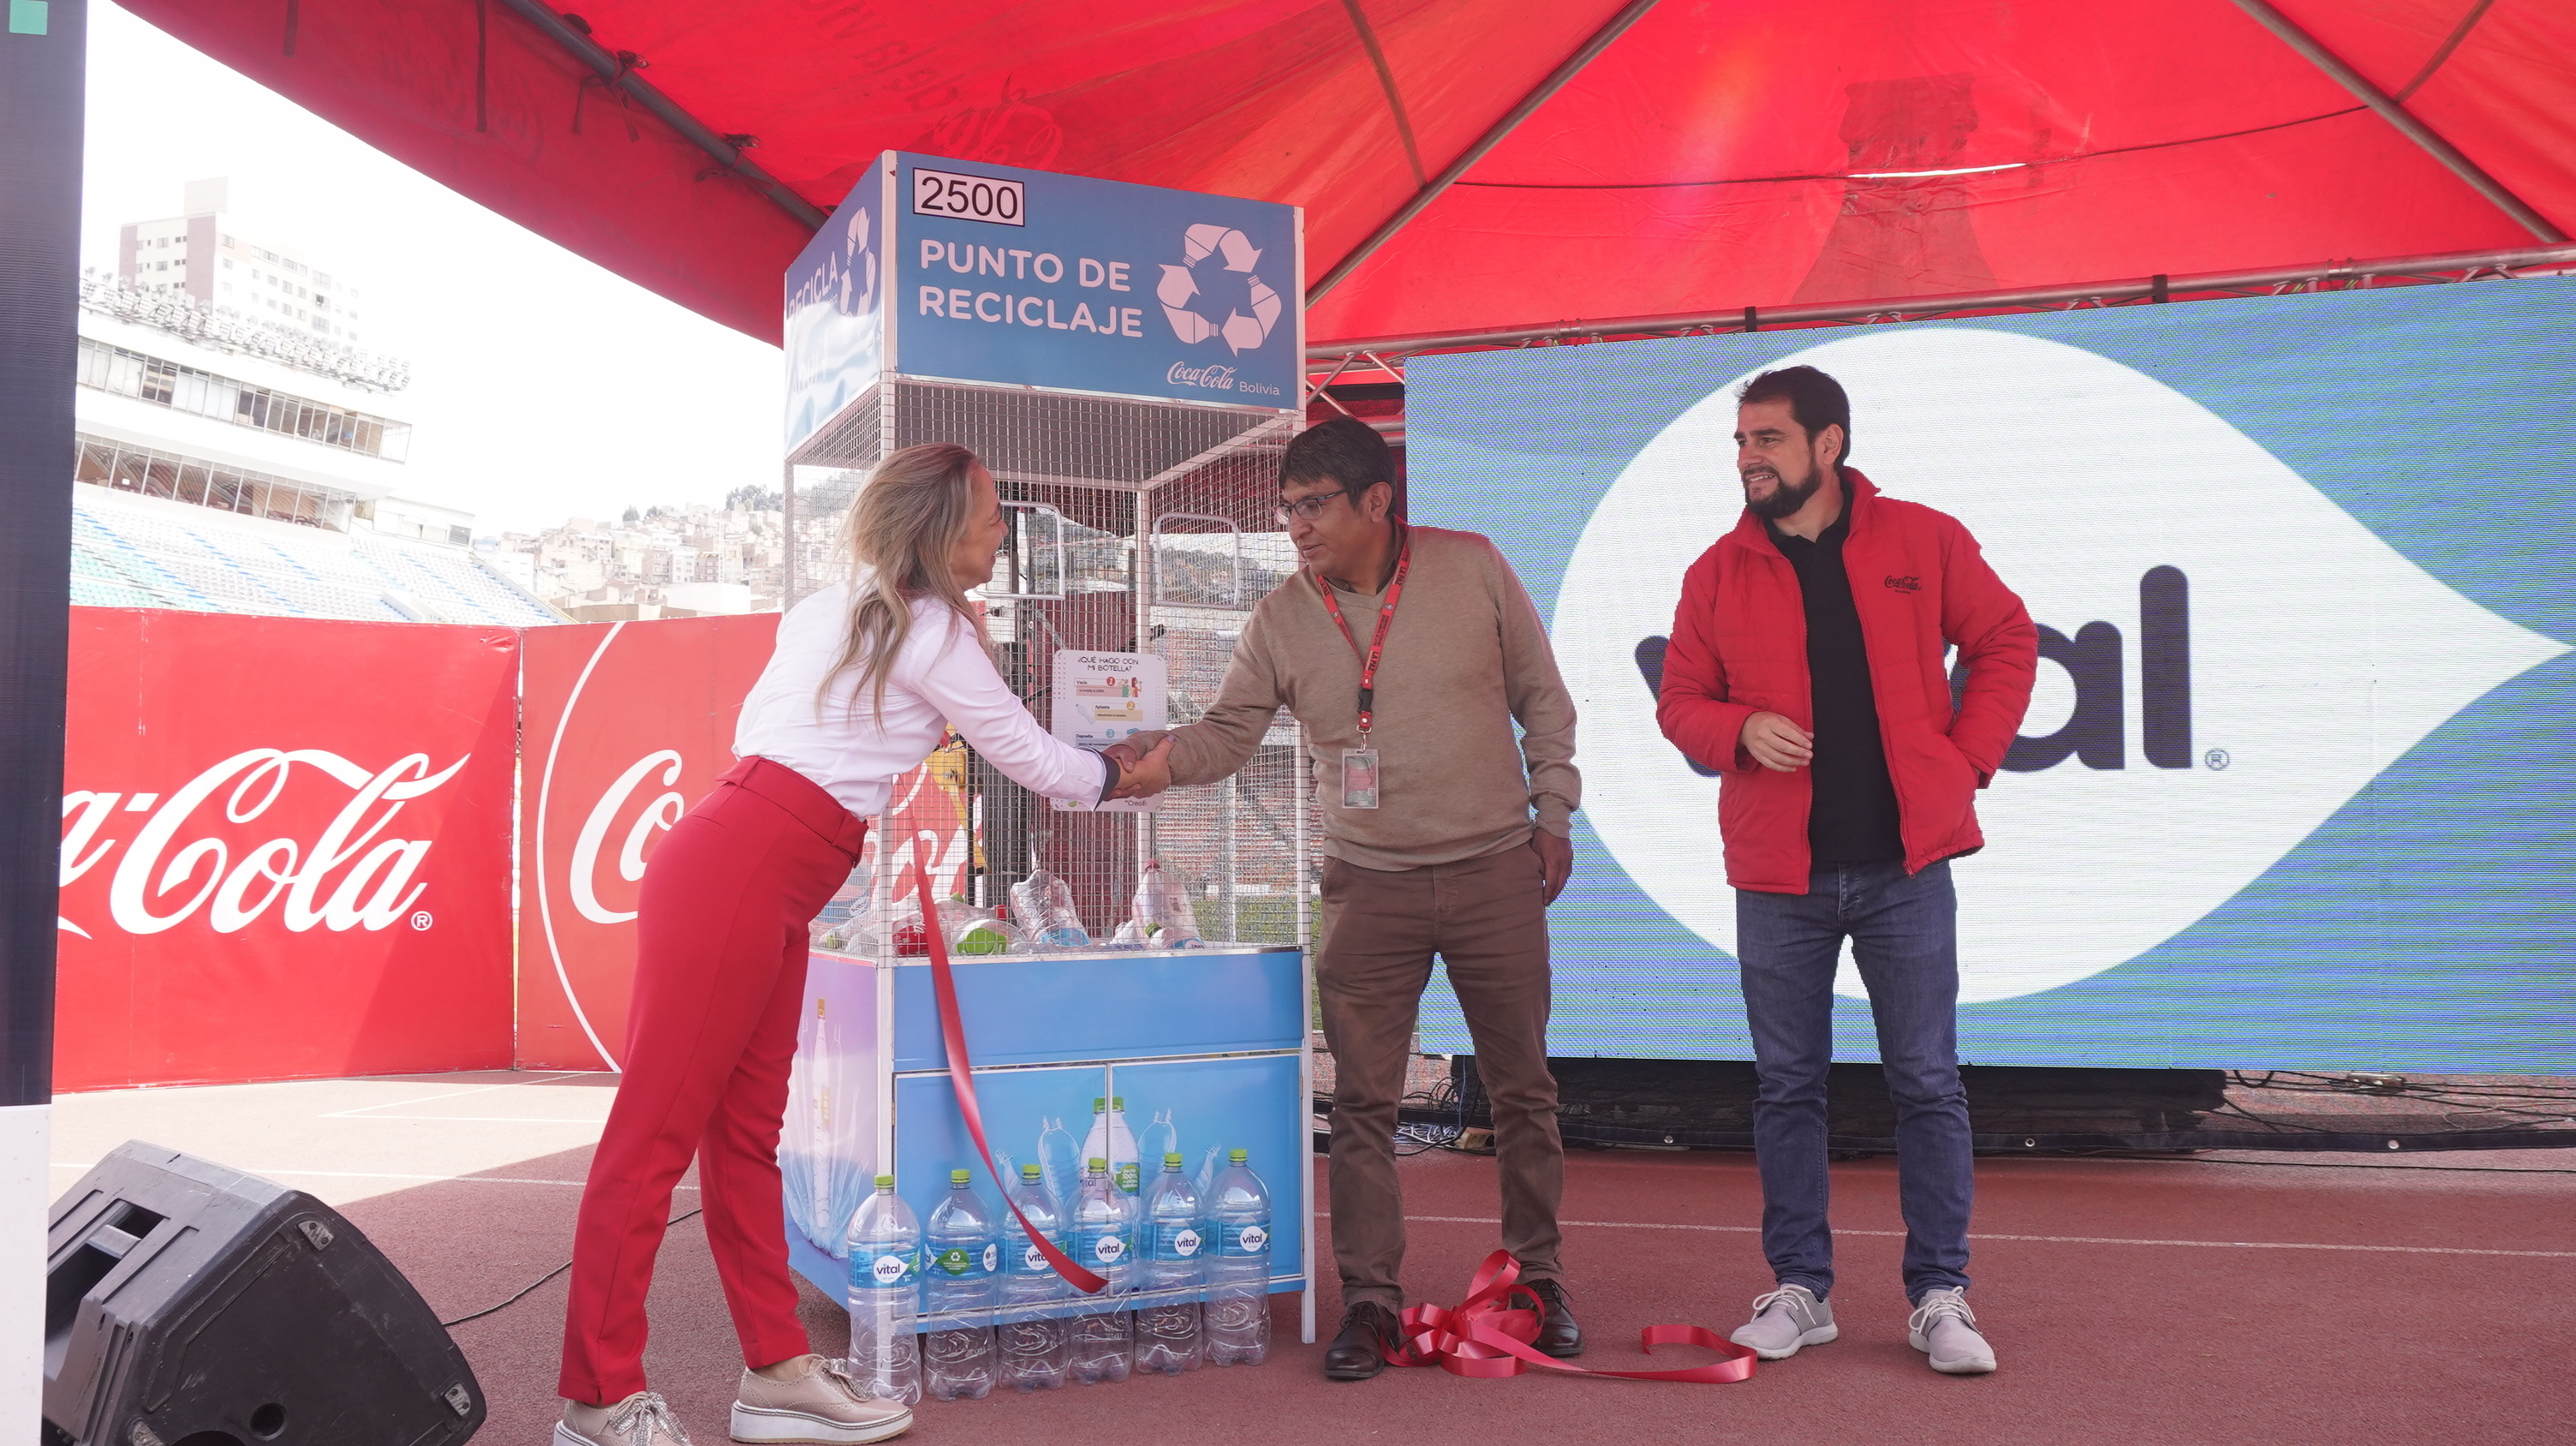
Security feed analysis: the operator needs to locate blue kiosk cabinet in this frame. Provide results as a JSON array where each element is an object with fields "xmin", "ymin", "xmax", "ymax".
[{"xmin": 779, "ymin": 942, "xmax": 1315, "ymax": 1341}]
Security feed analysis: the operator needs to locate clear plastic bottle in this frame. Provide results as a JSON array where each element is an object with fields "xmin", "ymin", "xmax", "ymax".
[
  {"xmin": 1203, "ymin": 1148, "xmax": 1273, "ymax": 1365},
  {"xmin": 1037, "ymin": 1116, "xmax": 1082, "ymax": 1213},
  {"xmin": 1009, "ymin": 863, "xmax": 1090, "ymax": 951},
  {"xmin": 921, "ymin": 1168, "xmax": 999, "ymax": 1401},
  {"xmin": 1134, "ymin": 1152, "xmax": 1206, "ymax": 1374},
  {"xmin": 1136, "ymin": 1109, "xmax": 1178, "ymax": 1183},
  {"xmin": 997, "ymin": 1162, "xmax": 1070, "ymax": 1392},
  {"xmin": 1124, "ymin": 860, "xmax": 1206, "ymax": 948},
  {"xmin": 1079, "ymin": 1096, "xmax": 1142, "ymax": 1197},
  {"xmin": 844, "ymin": 1174, "xmax": 922, "ymax": 1404},
  {"xmin": 1066, "ymin": 1157, "xmax": 1133, "ymax": 1384}
]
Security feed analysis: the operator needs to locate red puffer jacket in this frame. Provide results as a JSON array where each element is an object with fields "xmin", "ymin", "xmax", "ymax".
[{"xmin": 1656, "ymin": 468, "xmax": 2037, "ymax": 893}]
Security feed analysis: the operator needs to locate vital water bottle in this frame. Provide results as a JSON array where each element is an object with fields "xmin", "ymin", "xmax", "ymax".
[
  {"xmin": 1134, "ymin": 1152, "xmax": 1206, "ymax": 1374},
  {"xmin": 997, "ymin": 1162, "xmax": 1070, "ymax": 1392},
  {"xmin": 1079, "ymin": 1096, "xmax": 1142, "ymax": 1196},
  {"xmin": 844, "ymin": 1175, "xmax": 922, "ymax": 1404},
  {"xmin": 1067, "ymin": 1157, "xmax": 1133, "ymax": 1383},
  {"xmin": 921, "ymin": 1169, "xmax": 999, "ymax": 1401},
  {"xmin": 1203, "ymin": 1148, "xmax": 1273, "ymax": 1365}
]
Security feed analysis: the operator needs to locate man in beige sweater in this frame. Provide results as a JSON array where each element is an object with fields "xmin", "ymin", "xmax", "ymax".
[{"xmin": 1109, "ymin": 415, "xmax": 1583, "ymax": 1379}]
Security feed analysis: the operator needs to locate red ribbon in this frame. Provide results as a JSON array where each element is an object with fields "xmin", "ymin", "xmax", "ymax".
[
  {"xmin": 1382, "ymin": 1250, "xmax": 1756, "ymax": 1383},
  {"xmin": 916, "ymin": 873, "xmax": 1109, "ymax": 1294}
]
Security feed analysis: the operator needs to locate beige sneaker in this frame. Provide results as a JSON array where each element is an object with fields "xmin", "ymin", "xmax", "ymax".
[
  {"xmin": 556, "ymin": 1391, "xmax": 692, "ymax": 1445},
  {"xmin": 731, "ymin": 1356, "xmax": 913, "ymax": 1444}
]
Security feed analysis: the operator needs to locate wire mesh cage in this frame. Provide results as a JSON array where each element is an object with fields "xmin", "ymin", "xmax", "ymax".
[{"xmin": 787, "ymin": 377, "xmax": 1311, "ymax": 953}]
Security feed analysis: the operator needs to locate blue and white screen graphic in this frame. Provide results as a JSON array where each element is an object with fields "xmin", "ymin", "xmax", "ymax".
[
  {"xmin": 887, "ymin": 152, "xmax": 1297, "ymax": 409},
  {"xmin": 783, "ymin": 169, "xmax": 883, "ymax": 453},
  {"xmin": 1409, "ymin": 280, "xmax": 2575, "ymax": 1072}
]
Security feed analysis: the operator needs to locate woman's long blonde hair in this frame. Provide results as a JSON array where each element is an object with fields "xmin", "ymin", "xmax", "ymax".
[{"xmin": 825, "ymin": 442, "xmax": 991, "ymax": 719}]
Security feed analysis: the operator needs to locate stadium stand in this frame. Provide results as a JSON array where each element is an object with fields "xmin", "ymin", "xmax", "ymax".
[{"xmin": 71, "ymin": 483, "xmax": 562, "ymax": 626}]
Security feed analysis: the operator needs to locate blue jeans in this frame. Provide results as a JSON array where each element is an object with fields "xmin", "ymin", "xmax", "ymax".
[{"xmin": 1735, "ymin": 859, "xmax": 1971, "ymax": 1304}]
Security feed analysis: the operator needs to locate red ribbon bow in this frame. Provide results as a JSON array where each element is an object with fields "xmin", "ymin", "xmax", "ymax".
[{"xmin": 1383, "ymin": 1250, "xmax": 1756, "ymax": 1383}]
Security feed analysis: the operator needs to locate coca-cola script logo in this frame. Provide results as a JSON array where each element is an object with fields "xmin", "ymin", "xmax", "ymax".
[
  {"xmin": 1166, "ymin": 361, "xmax": 1237, "ymax": 391},
  {"xmin": 59, "ymin": 749, "xmax": 467, "ymax": 938},
  {"xmin": 523, "ymin": 616, "xmax": 784, "ymax": 1070}
]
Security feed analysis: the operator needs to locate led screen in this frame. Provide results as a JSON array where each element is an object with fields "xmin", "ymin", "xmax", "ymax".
[{"xmin": 1407, "ymin": 280, "xmax": 2574, "ymax": 1071}]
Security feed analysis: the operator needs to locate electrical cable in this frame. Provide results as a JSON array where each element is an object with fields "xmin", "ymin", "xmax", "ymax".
[{"xmin": 440, "ymin": 1207, "xmax": 703, "ymax": 1328}]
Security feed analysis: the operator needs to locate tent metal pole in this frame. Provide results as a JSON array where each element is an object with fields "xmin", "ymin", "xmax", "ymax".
[
  {"xmin": 1303, "ymin": 242, "xmax": 2576, "ymax": 359},
  {"xmin": 1, "ymin": 0, "xmax": 80, "ymax": 1435},
  {"xmin": 2227, "ymin": 0, "xmax": 2564, "ymax": 242},
  {"xmin": 491, "ymin": 0, "xmax": 828, "ymax": 230},
  {"xmin": 1305, "ymin": 0, "xmax": 1661, "ymax": 305}
]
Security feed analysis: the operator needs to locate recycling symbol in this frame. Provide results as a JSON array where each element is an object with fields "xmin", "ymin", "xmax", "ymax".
[{"xmin": 1158, "ymin": 224, "xmax": 1284, "ymax": 355}]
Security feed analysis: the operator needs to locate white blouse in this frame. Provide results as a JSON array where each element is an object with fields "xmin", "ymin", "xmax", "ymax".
[{"xmin": 735, "ymin": 583, "xmax": 1107, "ymax": 817}]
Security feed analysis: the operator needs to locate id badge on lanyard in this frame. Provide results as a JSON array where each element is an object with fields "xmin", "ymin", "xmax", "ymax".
[{"xmin": 1315, "ymin": 540, "xmax": 1410, "ymax": 811}]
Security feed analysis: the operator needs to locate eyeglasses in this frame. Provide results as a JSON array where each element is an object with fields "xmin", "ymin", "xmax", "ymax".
[{"xmin": 1274, "ymin": 488, "xmax": 1357, "ymax": 525}]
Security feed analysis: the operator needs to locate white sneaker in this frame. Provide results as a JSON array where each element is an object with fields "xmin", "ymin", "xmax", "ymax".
[
  {"xmin": 1907, "ymin": 1288, "xmax": 1997, "ymax": 1375},
  {"xmin": 1727, "ymin": 1284, "xmax": 1838, "ymax": 1360},
  {"xmin": 557, "ymin": 1391, "xmax": 692, "ymax": 1446},
  {"xmin": 731, "ymin": 1355, "xmax": 913, "ymax": 1443}
]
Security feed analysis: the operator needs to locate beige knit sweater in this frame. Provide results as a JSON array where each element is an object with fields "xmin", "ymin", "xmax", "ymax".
[{"xmin": 1164, "ymin": 523, "xmax": 1580, "ymax": 869}]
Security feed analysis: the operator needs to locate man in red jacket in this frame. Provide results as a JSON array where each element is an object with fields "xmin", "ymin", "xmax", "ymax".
[{"xmin": 1657, "ymin": 365, "xmax": 2036, "ymax": 1376}]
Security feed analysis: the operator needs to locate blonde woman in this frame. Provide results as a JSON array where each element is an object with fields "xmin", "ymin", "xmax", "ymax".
[{"xmin": 556, "ymin": 444, "xmax": 1171, "ymax": 1446}]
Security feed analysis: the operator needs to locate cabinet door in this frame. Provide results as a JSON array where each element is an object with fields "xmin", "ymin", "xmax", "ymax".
[
  {"xmin": 892, "ymin": 1065, "xmax": 1107, "ymax": 1229},
  {"xmin": 1106, "ymin": 1055, "xmax": 1305, "ymax": 1289}
]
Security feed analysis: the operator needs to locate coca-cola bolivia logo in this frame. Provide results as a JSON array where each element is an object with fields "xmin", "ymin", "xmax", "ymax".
[
  {"xmin": 528, "ymin": 618, "xmax": 779, "ymax": 1070},
  {"xmin": 58, "ymin": 749, "xmax": 467, "ymax": 939}
]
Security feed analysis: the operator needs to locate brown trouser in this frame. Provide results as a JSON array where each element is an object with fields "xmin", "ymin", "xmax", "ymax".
[{"xmin": 1318, "ymin": 841, "xmax": 1564, "ymax": 1310}]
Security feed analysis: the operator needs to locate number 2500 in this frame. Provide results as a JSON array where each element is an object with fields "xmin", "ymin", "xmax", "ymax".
[{"xmin": 914, "ymin": 169, "xmax": 1024, "ymax": 227}]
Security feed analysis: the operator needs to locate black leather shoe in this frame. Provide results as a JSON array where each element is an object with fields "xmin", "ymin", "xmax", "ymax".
[
  {"xmin": 1525, "ymin": 1278, "xmax": 1584, "ymax": 1359},
  {"xmin": 1323, "ymin": 1301, "xmax": 1402, "ymax": 1380}
]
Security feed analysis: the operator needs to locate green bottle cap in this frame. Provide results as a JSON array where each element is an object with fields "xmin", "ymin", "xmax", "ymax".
[
  {"xmin": 949, "ymin": 1168, "xmax": 971, "ymax": 1185},
  {"xmin": 1021, "ymin": 1162, "xmax": 1042, "ymax": 1180},
  {"xmin": 1088, "ymin": 1156, "xmax": 1108, "ymax": 1171},
  {"xmin": 1164, "ymin": 1152, "xmax": 1183, "ymax": 1168},
  {"xmin": 874, "ymin": 1174, "xmax": 895, "ymax": 1189},
  {"xmin": 1111, "ymin": 1096, "xmax": 1125, "ymax": 1108},
  {"xmin": 1093, "ymin": 1096, "xmax": 1106, "ymax": 1111},
  {"xmin": 1228, "ymin": 1148, "xmax": 1248, "ymax": 1164}
]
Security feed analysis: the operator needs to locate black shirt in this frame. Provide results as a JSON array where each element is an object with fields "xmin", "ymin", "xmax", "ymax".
[{"xmin": 1767, "ymin": 487, "xmax": 1905, "ymax": 863}]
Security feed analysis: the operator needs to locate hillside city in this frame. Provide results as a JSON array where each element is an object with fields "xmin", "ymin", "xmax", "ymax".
[{"xmin": 478, "ymin": 487, "xmax": 790, "ymax": 621}]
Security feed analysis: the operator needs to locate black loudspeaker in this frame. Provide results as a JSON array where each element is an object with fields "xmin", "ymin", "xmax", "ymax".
[{"xmin": 44, "ymin": 1141, "xmax": 485, "ymax": 1446}]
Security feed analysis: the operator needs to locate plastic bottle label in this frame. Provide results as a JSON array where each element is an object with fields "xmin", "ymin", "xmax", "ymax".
[
  {"xmin": 1012, "ymin": 1240, "xmax": 1053, "ymax": 1275},
  {"xmin": 865, "ymin": 1250, "xmax": 918, "ymax": 1287},
  {"xmin": 1223, "ymin": 1224, "xmax": 1268, "ymax": 1258},
  {"xmin": 1154, "ymin": 1224, "xmax": 1203, "ymax": 1259},
  {"xmin": 931, "ymin": 1244, "xmax": 995, "ymax": 1279},
  {"xmin": 983, "ymin": 1243, "xmax": 1000, "ymax": 1274},
  {"xmin": 1115, "ymin": 1164, "xmax": 1140, "ymax": 1193},
  {"xmin": 1074, "ymin": 1228, "xmax": 1127, "ymax": 1265}
]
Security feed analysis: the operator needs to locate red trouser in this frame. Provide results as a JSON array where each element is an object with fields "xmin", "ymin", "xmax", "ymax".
[{"xmin": 558, "ymin": 757, "xmax": 868, "ymax": 1403}]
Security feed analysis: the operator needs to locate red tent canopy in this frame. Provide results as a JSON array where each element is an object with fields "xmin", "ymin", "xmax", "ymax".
[{"xmin": 122, "ymin": 0, "xmax": 2576, "ymax": 352}]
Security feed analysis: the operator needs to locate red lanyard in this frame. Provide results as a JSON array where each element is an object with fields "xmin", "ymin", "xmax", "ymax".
[{"xmin": 1312, "ymin": 536, "xmax": 1411, "ymax": 737}]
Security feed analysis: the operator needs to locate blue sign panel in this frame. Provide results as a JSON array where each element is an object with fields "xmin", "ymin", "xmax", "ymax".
[
  {"xmin": 1409, "ymin": 279, "xmax": 2576, "ymax": 1073},
  {"xmin": 785, "ymin": 150, "xmax": 1299, "ymax": 444},
  {"xmin": 783, "ymin": 172, "xmax": 884, "ymax": 452},
  {"xmin": 888, "ymin": 152, "xmax": 1299, "ymax": 409}
]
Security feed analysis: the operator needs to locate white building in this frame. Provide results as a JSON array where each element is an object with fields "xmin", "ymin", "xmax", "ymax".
[{"xmin": 120, "ymin": 177, "xmax": 366, "ymax": 353}]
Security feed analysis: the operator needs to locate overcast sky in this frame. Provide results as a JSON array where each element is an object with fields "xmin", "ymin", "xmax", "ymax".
[{"xmin": 80, "ymin": 5, "xmax": 785, "ymax": 535}]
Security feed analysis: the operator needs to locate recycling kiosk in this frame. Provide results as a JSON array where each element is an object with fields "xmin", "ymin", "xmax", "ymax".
[{"xmin": 773, "ymin": 151, "xmax": 1317, "ymax": 1348}]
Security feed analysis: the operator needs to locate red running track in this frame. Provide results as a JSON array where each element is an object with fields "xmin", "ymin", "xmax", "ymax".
[{"xmin": 356, "ymin": 1143, "xmax": 2575, "ymax": 1445}]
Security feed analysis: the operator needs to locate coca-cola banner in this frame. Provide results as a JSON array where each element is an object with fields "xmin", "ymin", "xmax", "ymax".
[
  {"xmin": 57, "ymin": 608, "xmax": 519, "ymax": 1090},
  {"xmin": 517, "ymin": 615, "xmax": 780, "ymax": 1070}
]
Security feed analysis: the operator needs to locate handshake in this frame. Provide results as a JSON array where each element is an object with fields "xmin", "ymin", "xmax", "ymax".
[{"xmin": 1100, "ymin": 730, "xmax": 1176, "ymax": 802}]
